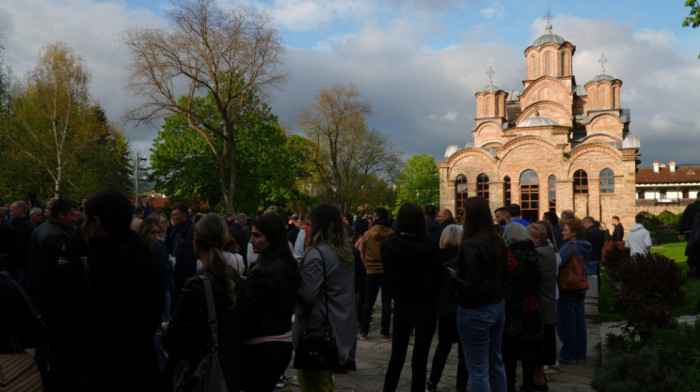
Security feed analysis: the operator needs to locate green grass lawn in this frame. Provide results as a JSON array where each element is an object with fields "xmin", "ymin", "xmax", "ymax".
[{"xmin": 595, "ymin": 232, "xmax": 700, "ymax": 323}]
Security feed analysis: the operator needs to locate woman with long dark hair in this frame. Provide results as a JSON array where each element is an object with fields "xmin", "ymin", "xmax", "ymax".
[
  {"xmin": 382, "ymin": 202, "xmax": 442, "ymax": 392},
  {"xmin": 244, "ymin": 212, "xmax": 300, "ymax": 391},
  {"xmin": 293, "ymin": 203, "xmax": 357, "ymax": 390},
  {"xmin": 449, "ymin": 196, "xmax": 508, "ymax": 392},
  {"xmin": 163, "ymin": 213, "xmax": 245, "ymax": 391}
]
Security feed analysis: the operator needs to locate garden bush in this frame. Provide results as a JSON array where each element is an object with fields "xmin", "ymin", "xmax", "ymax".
[
  {"xmin": 591, "ymin": 346, "xmax": 683, "ymax": 392},
  {"xmin": 643, "ymin": 212, "xmax": 682, "ymax": 231}
]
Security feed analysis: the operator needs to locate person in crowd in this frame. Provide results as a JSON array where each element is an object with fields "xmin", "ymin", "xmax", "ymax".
[
  {"xmin": 30, "ymin": 207, "xmax": 44, "ymax": 228},
  {"xmin": 438, "ymin": 209, "xmax": 456, "ymax": 230},
  {"xmin": 501, "ymin": 223, "xmax": 543, "ymax": 392},
  {"xmin": 626, "ymin": 213, "xmax": 652, "ymax": 256},
  {"xmin": 244, "ymin": 212, "xmax": 300, "ymax": 391},
  {"xmin": 139, "ymin": 217, "xmax": 174, "ymax": 322},
  {"xmin": 494, "ymin": 207, "xmax": 510, "ymax": 228},
  {"xmin": 426, "ymin": 224, "xmax": 468, "ymax": 392},
  {"xmin": 287, "ymin": 213, "xmax": 301, "ymax": 246},
  {"xmin": 140, "ymin": 196, "xmax": 152, "ymax": 218},
  {"xmin": 0, "ymin": 269, "xmax": 45, "ymax": 353},
  {"xmin": 449, "ymin": 196, "xmax": 508, "ymax": 392},
  {"xmin": 148, "ymin": 210, "xmax": 170, "ymax": 242},
  {"xmin": 557, "ymin": 218, "xmax": 591, "ymax": 364},
  {"xmin": 680, "ymin": 194, "xmax": 700, "ymax": 277},
  {"xmin": 294, "ymin": 203, "xmax": 357, "ymax": 389},
  {"xmin": 229, "ymin": 213, "xmax": 250, "ymax": 263},
  {"xmin": 162, "ymin": 213, "xmax": 246, "ymax": 391},
  {"xmin": 507, "ymin": 204, "xmax": 531, "ymax": 227},
  {"xmin": 8, "ymin": 201, "xmax": 33, "ymax": 284},
  {"xmin": 131, "ymin": 206, "xmax": 145, "ymax": 231},
  {"xmin": 583, "ymin": 217, "xmax": 605, "ymax": 290},
  {"xmin": 560, "ymin": 210, "xmax": 575, "ymax": 228},
  {"xmin": 359, "ymin": 207, "xmax": 394, "ymax": 341},
  {"xmin": 351, "ymin": 218, "xmax": 369, "ymax": 323},
  {"xmin": 542, "ymin": 211, "xmax": 563, "ymax": 249},
  {"xmin": 425, "ymin": 204, "xmax": 441, "ymax": 245},
  {"xmin": 168, "ymin": 204, "xmax": 196, "ymax": 305},
  {"xmin": 0, "ymin": 207, "xmax": 17, "ymax": 276},
  {"xmin": 49, "ymin": 191, "xmax": 164, "ymax": 391},
  {"xmin": 343, "ymin": 212, "xmax": 354, "ymax": 239},
  {"xmin": 222, "ymin": 236, "xmax": 246, "ymax": 276},
  {"xmin": 610, "ymin": 215, "xmax": 624, "ymax": 243},
  {"xmin": 382, "ymin": 202, "xmax": 441, "ymax": 392},
  {"xmin": 527, "ymin": 223, "xmax": 558, "ymax": 391}
]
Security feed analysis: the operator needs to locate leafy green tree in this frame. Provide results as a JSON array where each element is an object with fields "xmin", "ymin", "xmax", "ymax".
[
  {"xmin": 684, "ymin": 0, "xmax": 700, "ymax": 57},
  {"xmin": 299, "ymin": 84, "xmax": 402, "ymax": 214},
  {"xmin": 394, "ymin": 153, "xmax": 440, "ymax": 208},
  {"xmin": 150, "ymin": 92, "xmax": 310, "ymax": 213}
]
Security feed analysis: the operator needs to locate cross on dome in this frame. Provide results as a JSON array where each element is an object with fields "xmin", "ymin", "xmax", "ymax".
[
  {"xmin": 486, "ymin": 66, "xmax": 495, "ymax": 85},
  {"xmin": 598, "ymin": 52, "xmax": 608, "ymax": 73}
]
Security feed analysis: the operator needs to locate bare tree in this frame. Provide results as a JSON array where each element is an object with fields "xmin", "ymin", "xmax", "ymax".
[
  {"xmin": 123, "ymin": 0, "xmax": 286, "ymax": 212},
  {"xmin": 299, "ymin": 84, "xmax": 402, "ymax": 213}
]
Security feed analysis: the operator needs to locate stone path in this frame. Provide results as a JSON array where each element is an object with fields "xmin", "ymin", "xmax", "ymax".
[{"xmin": 280, "ymin": 282, "xmax": 602, "ymax": 392}]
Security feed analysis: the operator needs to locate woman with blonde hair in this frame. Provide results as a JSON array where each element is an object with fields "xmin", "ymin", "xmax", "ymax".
[
  {"xmin": 294, "ymin": 202, "xmax": 357, "ymax": 390},
  {"xmin": 163, "ymin": 213, "xmax": 246, "ymax": 391},
  {"xmin": 426, "ymin": 224, "xmax": 468, "ymax": 392}
]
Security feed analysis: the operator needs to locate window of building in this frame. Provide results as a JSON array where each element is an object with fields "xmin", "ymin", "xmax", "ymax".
[
  {"xmin": 548, "ymin": 175, "xmax": 556, "ymax": 213},
  {"xmin": 638, "ymin": 191, "xmax": 645, "ymax": 200},
  {"xmin": 600, "ymin": 168, "xmax": 615, "ymax": 194},
  {"xmin": 683, "ymin": 189, "xmax": 690, "ymax": 199},
  {"xmin": 520, "ymin": 170, "xmax": 540, "ymax": 222},
  {"xmin": 660, "ymin": 189, "xmax": 667, "ymax": 199},
  {"xmin": 600, "ymin": 89, "xmax": 606, "ymax": 107},
  {"xmin": 477, "ymin": 174, "xmax": 489, "ymax": 200},
  {"xmin": 529, "ymin": 55, "xmax": 536, "ymax": 79},
  {"xmin": 560, "ymin": 52, "xmax": 566, "ymax": 76},
  {"xmin": 573, "ymin": 170, "xmax": 588, "ymax": 194},
  {"xmin": 545, "ymin": 53, "xmax": 551, "ymax": 76},
  {"xmin": 504, "ymin": 176, "xmax": 511, "ymax": 206},
  {"xmin": 456, "ymin": 174, "xmax": 468, "ymax": 215}
]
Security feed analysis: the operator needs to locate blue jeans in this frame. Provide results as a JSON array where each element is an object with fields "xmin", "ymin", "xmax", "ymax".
[
  {"xmin": 456, "ymin": 301, "xmax": 507, "ymax": 392},
  {"xmin": 557, "ymin": 291, "xmax": 587, "ymax": 363}
]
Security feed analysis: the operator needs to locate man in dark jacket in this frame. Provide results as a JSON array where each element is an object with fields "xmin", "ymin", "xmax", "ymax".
[
  {"xmin": 438, "ymin": 209, "xmax": 456, "ymax": 231},
  {"xmin": 425, "ymin": 205, "xmax": 441, "ymax": 245},
  {"xmin": 167, "ymin": 204, "xmax": 196, "ymax": 304},
  {"xmin": 8, "ymin": 201, "xmax": 34, "ymax": 285},
  {"xmin": 228, "ymin": 213, "xmax": 249, "ymax": 263},
  {"xmin": 49, "ymin": 191, "xmax": 163, "ymax": 391},
  {"xmin": 680, "ymin": 195, "xmax": 700, "ymax": 277},
  {"xmin": 611, "ymin": 215, "xmax": 624, "ymax": 243},
  {"xmin": 583, "ymin": 217, "xmax": 605, "ymax": 293}
]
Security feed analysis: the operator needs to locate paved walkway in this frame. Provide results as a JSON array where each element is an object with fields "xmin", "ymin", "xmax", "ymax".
[{"xmin": 281, "ymin": 279, "xmax": 602, "ymax": 392}]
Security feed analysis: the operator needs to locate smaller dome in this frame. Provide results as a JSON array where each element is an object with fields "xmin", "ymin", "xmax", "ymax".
[
  {"xmin": 589, "ymin": 73, "xmax": 619, "ymax": 83},
  {"xmin": 518, "ymin": 112, "xmax": 558, "ymax": 127},
  {"xmin": 480, "ymin": 84, "xmax": 502, "ymax": 93},
  {"xmin": 444, "ymin": 145, "xmax": 461, "ymax": 158}
]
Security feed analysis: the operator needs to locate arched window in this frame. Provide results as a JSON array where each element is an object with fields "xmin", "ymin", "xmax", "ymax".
[
  {"xmin": 545, "ymin": 53, "xmax": 551, "ymax": 76},
  {"xmin": 477, "ymin": 174, "xmax": 489, "ymax": 200},
  {"xmin": 574, "ymin": 170, "xmax": 588, "ymax": 194},
  {"xmin": 612, "ymin": 86, "xmax": 618, "ymax": 107},
  {"xmin": 486, "ymin": 96, "xmax": 493, "ymax": 116},
  {"xmin": 520, "ymin": 170, "xmax": 540, "ymax": 222},
  {"xmin": 504, "ymin": 176, "xmax": 511, "ymax": 206},
  {"xmin": 600, "ymin": 89, "xmax": 606, "ymax": 107},
  {"xmin": 600, "ymin": 169, "xmax": 615, "ymax": 194},
  {"xmin": 560, "ymin": 52, "xmax": 566, "ymax": 76},
  {"xmin": 548, "ymin": 175, "xmax": 556, "ymax": 213},
  {"xmin": 456, "ymin": 174, "xmax": 468, "ymax": 215}
]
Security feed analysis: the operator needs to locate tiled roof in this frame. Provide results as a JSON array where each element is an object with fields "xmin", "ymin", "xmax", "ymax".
[{"xmin": 636, "ymin": 166, "xmax": 700, "ymax": 184}]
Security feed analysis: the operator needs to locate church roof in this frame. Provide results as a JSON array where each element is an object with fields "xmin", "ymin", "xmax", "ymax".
[
  {"xmin": 637, "ymin": 166, "xmax": 700, "ymax": 184},
  {"xmin": 480, "ymin": 83, "xmax": 502, "ymax": 93},
  {"xmin": 518, "ymin": 113, "xmax": 558, "ymax": 127},
  {"xmin": 528, "ymin": 24, "xmax": 569, "ymax": 49},
  {"xmin": 588, "ymin": 73, "xmax": 620, "ymax": 83}
]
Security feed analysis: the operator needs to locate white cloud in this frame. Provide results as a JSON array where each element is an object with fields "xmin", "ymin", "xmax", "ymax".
[
  {"xmin": 480, "ymin": 1, "xmax": 504, "ymax": 19},
  {"xmin": 441, "ymin": 111, "xmax": 458, "ymax": 121}
]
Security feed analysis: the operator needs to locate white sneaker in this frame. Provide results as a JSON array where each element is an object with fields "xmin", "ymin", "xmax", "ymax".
[
  {"xmin": 290, "ymin": 376, "xmax": 300, "ymax": 387},
  {"xmin": 275, "ymin": 374, "xmax": 289, "ymax": 388}
]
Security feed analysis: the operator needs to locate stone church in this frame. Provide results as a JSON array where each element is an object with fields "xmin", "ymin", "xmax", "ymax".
[{"xmin": 439, "ymin": 22, "xmax": 641, "ymax": 229}]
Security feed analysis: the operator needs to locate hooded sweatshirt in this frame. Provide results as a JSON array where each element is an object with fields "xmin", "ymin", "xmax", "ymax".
[
  {"xmin": 625, "ymin": 223, "xmax": 651, "ymax": 256},
  {"xmin": 362, "ymin": 224, "xmax": 393, "ymax": 274}
]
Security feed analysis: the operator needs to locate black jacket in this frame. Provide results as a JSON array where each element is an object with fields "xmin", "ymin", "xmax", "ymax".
[
  {"xmin": 0, "ymin": 271, "xmax": 45, "ymax": 352},
  {"xmin": 585, "ymin": 225, "xmax": 606, "ymax": 261},
  {"xmin": 453, "ymin": 232, "xmax": 507, "ymax": 309},
  {"xmin": 611, "ymin": 224, "xmax": 624, "ymax": 243},
  {"xmin": 49, "ymin": 233, "xmax": 164, "ymax": 391},
  {"xmin": 7, "ymin": 215, "xmax": 33, "ymax": 272},
  {"xmin": 426, "ymin": 217, "xmax": 441, "ymax": 245},
  {"xmin": 381, "ymin": 233, "xmax": 441, "ymax": 303},
  {"xmin": 244, "ymin": 255, "xmax": 300, "ymax": 339},
  {"xmin": 168, "ymin": 219, "xmax": 196, "ymax": 283},
  {"xmin": 25, "ymin": 220, "xmax": 70, "ymax": 300},
  {"xmin": 681, "ymin": 201, "xmax": 700, "ymax": 234},
  {"xmin": 163, "ymin": 268, "xmax": 246, "ymax": 391}
]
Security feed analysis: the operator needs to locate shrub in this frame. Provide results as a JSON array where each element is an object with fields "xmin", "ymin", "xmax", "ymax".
[
  {"xmin": 605, "ymin": 252, "xmax": 687, "ymax": 345},
  {"xmin": 644, "ymin": 212, "xmax": 682, "ymax": 231},
  {"xmin": 591, "ymin": 347, "xmax": 683, "ymax": 392}
]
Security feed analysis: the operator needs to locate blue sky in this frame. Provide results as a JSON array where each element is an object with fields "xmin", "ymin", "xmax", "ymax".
[{"xmin": 2, "ymin": 0, "xmax": 700, "ymax": 166}]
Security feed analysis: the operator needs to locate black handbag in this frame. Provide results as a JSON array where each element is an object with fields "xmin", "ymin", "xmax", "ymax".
[
  {"xmin": 173, "ymin": 275, "xmax": 228, "ymax": 392},
  {"xmin": 294, "ymin": 249, "xmax": 339, "ymax": 371}
]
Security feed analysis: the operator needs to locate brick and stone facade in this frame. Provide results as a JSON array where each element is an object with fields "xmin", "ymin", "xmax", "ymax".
[{"xmin": 439, "ymin": 23, "xmax": 640, "ymax": 230}]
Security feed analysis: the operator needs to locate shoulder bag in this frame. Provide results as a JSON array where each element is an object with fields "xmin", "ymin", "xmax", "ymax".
[
  {"xmin": 0, "ymin": 333, "xmax": 44, "ymax": 392},
  {"xmin": 557, "ymin": 243, "xmax": 589, "ymax": 293},
  {"xmin": 294, "ymin": 248, "xmax": 339, "ymax": 371},
  {"xmin": 173, "ymin": 275, "xmax": 228, "ymax": 392}
]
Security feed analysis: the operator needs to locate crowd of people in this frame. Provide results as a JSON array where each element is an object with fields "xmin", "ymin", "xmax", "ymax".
[{"xmin": 0, "ymin": 191, "xmax": 645, "ymax": 392}]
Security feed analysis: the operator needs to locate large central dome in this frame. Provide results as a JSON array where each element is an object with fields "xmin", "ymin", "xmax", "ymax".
[{"xmin": 529, "ymin": 24, "xmax": 567, "ymax": 48}]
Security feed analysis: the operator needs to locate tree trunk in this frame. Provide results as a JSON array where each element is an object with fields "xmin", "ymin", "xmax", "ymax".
[{"xmin": 226, "ymin": 135, "xmax": 237, "ymax": 214}]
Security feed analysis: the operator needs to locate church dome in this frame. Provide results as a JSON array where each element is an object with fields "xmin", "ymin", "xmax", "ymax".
[
  {"xmin": 518, "ymin": 112, "xmax": 558, "ymax": 127},
  {"xmin": 480, "ymin": 84, "xmax": 502, "ymax": 93},
  {"xmin": 589, "ymin": 73, "xmax": 619, "ymax": 83},
  {"xmin": 529, "ymin": 24, "xmax": 568, "ymax": 49}
]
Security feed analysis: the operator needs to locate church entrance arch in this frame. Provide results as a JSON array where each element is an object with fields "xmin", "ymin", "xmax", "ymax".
[{"xmin": 520, "ymin": 170, "xmax": 540, "ymax": 222}]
